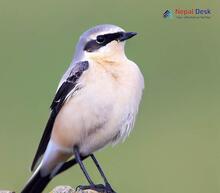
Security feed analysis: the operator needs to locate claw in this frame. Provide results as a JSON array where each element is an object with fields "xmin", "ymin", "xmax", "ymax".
[{"xmin": 77, "ymin": 184, "xmax": 116, "ymax": 193}]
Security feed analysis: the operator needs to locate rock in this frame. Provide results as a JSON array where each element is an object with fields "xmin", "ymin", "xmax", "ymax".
[
  {"xmin": 50, "ymin": 186, "xmax": 75, "ymax": 193},
  {"xmin": 50, "ymin": 186, "xmax": 99, "ymax": 193}
]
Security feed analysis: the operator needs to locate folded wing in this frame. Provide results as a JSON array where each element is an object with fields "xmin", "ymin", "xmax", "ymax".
[{"xmin": 31, "ymin": 61, "xmax": 89, "ymax": 171}]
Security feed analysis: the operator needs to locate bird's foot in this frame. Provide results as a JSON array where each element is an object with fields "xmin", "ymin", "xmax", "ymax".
[{"xmin": 77, "ymin": 183, "xmax": 116, "ymax": 193}]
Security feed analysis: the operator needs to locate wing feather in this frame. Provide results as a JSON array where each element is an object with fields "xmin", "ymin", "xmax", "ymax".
[{"xmin": 31, "ymin": 61, "xmax": 89, "ymax": 171}]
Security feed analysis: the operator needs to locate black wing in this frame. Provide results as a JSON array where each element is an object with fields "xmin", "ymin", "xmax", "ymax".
[{"xmin": 31, "ymin": 61, "xmax": 89, "ymax": 171}]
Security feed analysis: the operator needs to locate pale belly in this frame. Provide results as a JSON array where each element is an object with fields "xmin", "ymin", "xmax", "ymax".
[
  {"xmin": 51, "ymin": 81, "xmax": 122, "ymax": 154},
  {"xmin": 51, "ymin": 61, "xmax": 144, "ymax": 156}
]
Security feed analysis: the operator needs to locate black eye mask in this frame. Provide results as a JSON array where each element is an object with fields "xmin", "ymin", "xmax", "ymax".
[{"xmin": 84, "ymin": 32, "xmax": 124, "ymax": 52}]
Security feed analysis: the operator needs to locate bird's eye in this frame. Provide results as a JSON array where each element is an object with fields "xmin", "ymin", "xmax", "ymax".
[{"xmin": 96, "ymin": 36, "xmax": 105, "ymax": 44}]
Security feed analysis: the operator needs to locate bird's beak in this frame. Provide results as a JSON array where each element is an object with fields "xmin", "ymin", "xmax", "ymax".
[{"xmin": 119, "ymin": 32, "xmax": 137, "ymax": 42}]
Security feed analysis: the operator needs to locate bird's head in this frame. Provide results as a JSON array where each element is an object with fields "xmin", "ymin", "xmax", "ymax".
[{"xmin": 73, "ymin": 24, "xmax": 137, "ymax": 63}]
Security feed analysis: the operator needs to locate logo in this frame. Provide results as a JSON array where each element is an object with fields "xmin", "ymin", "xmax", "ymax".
[
  {"xmin": 163, "ymin": 8, "xmax": 212, "ymax": 19},
  {"xmin": 163, "ymin": 10, "xmax": 173, "ymax": 18}
]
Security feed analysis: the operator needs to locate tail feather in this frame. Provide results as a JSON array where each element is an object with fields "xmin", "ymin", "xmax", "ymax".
[
  {"xmin": 21, "ymin": 157, "xmax": 84, "ymax": 193},
  {"xmin": 21, "ymin": 169, "xmax": 51, "ymax": 193}
]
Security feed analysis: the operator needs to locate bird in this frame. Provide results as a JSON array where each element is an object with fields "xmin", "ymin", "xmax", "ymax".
[{"xmin": 21, "ymin": 24, "xmax": 144, "ymax": 193}]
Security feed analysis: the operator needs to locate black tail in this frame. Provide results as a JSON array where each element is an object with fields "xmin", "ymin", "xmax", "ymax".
[
  {"xmin": 21, "ymin": 156, "xmax": 88, "ymax": 193},
  {"xmin": 21, "ymin": 169, "xmax": 51, "ymax": 193}
]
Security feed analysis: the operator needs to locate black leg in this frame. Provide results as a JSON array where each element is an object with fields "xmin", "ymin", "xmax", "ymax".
[
  {"xmin": 90, "ymin": 154, "xmax": 116, "ymax": 193},
  {"xmin": 55, "ymin": 155, "xmax": 89, "ymax": 176},
  {"xmin": 73, "ymin": 147, "xmax": 116, "ymax": 193},
  {"xmin": 74, "ymin": 146, "xmax": 94, "ymax": 185},
  {"xmin": 90, "ymin": 154, "xmax": 109, "ymax": 185}
]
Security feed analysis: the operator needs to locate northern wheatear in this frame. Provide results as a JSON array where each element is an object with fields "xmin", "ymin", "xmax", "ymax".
[{"xmin": 21, "ymin": 24, "xmax": 144, "ymax": 193}]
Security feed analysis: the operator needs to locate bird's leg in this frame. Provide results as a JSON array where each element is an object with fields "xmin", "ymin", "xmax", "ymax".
[
  {"xmin": 74, "ymin": 147, "xmax": 116, "ymax": 193},
  {"xmin": 74, "ymin": 147, "xmax": 107, "ymax": 192},
  {"xmin": 90, "ymin": 154, "xmax": 116, "ymax": 193},
  {"xmin": 73, "ymin": 146, "xmax": 94, "ymax": 185}
]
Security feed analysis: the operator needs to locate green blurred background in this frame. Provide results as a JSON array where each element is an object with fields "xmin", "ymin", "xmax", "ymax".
[{"xmin": 0, "ymin": 0, "xmax": 220, "ymax": 193}]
